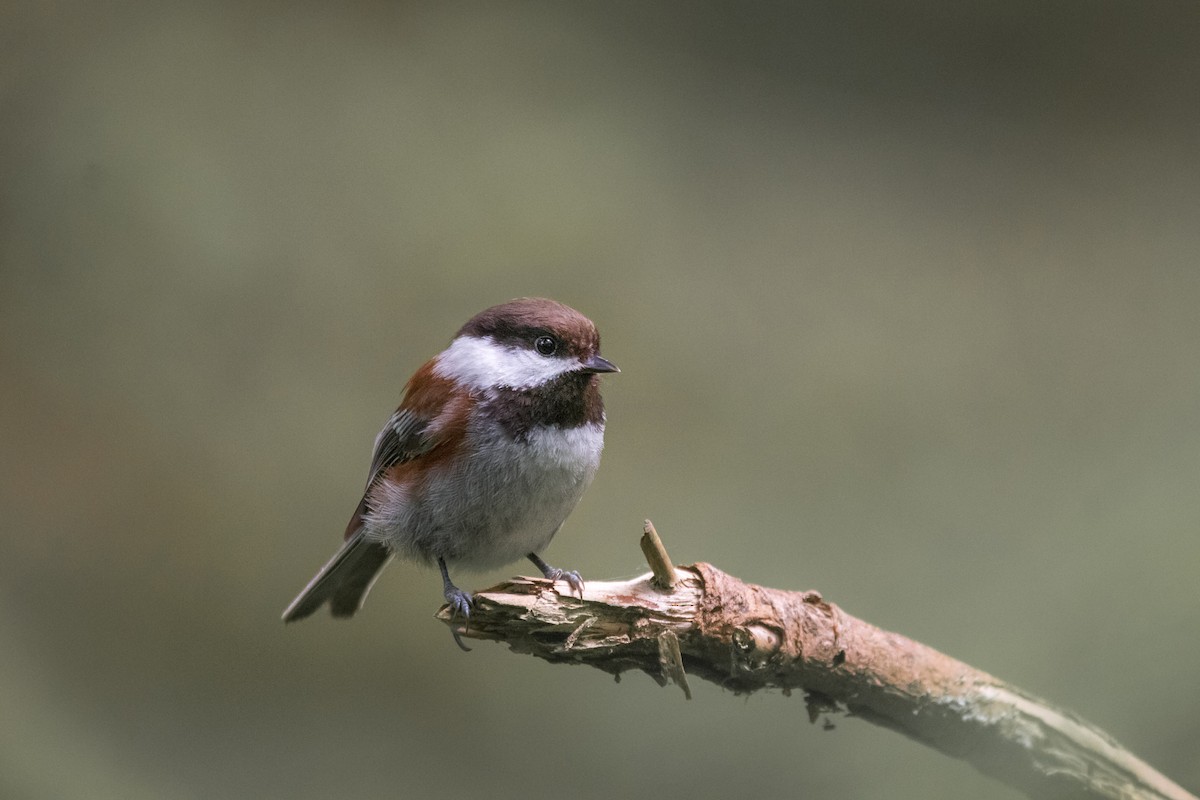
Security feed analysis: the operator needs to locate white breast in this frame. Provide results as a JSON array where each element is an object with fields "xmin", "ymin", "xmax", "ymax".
[{"xmin": 366, "ymin": 419, "xmax": 605, "ymax": 570}]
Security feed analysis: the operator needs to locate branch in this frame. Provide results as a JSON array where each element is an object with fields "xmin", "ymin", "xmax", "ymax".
[{"xmin": 437, "ymin": 524, "xmax": 1195, "ymax": 800}]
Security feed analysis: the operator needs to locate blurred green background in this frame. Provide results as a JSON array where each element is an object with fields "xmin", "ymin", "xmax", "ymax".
[{"xmin": 3, "ymin": 2, "xmax": 1198, "ymax": 798}]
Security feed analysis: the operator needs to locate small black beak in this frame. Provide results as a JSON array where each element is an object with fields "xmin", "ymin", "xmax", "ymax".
[{"xmin": 581, "ymin": 354, "xmax": 620, "ymax": 374}]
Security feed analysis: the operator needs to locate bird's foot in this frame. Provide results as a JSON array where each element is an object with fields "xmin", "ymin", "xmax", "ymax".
[
  {"xmin": 543, "ymin": 567, "xmax": 585, "ymax": 599},
  {"xmin": 527, "ymin": 553, "xmax": 585, "ymax": 599},
  {"xmin": 439, "ymin": 557, "xmax": 473, "ymax": 652},
  {"xmin": 444, "ymin": 584, "xmax": 474, "ymax": 619},
  {"xmin": 443, "ymin": 586, "xmax": 474, "ymax": 652}
]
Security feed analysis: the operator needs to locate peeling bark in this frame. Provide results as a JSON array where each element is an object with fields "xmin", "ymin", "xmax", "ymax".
[{"xmin": 438, "ymin": 560, "xmax": 1194, "ymax": 800}]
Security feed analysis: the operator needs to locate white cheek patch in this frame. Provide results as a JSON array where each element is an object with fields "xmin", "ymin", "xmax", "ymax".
[{"xmin": 434, "ymin": 335, "xmax": 580, "ymax": 391}]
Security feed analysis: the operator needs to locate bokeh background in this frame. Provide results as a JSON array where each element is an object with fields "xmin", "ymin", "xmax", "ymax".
[{"xmin": 3, "ymin": 2, "xmax": 1198, "ymax": 798}]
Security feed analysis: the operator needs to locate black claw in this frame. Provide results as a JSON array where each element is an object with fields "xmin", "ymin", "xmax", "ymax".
[{"xmin": 450, "ymin": 628, "xmax": 472, "ymax": 652}]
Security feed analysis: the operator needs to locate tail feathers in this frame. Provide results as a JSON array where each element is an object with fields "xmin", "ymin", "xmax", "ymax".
[{"xmin": 282, "ymin": 532, "xmax": 392, "ymax": 622}]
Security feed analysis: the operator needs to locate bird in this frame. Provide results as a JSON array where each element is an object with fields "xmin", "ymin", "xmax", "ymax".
[{"xmin": 282, "ymin": 297, "xmax": 618, "ymax": 642}]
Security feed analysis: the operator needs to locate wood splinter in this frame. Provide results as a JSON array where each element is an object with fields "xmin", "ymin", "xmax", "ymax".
[{"xmin": 640, "ymin": 518, "xmax": 677, "ymax": 589}]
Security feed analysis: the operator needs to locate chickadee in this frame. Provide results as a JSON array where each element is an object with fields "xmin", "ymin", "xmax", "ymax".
[{"xmin": 282, "ymin": 298, "xmax": 618, "ymax": 634}]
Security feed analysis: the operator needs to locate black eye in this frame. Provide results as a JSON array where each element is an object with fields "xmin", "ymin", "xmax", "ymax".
[{"xmin": 534, "ymin": 335, "xmax": 558, "ymax": 356}]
